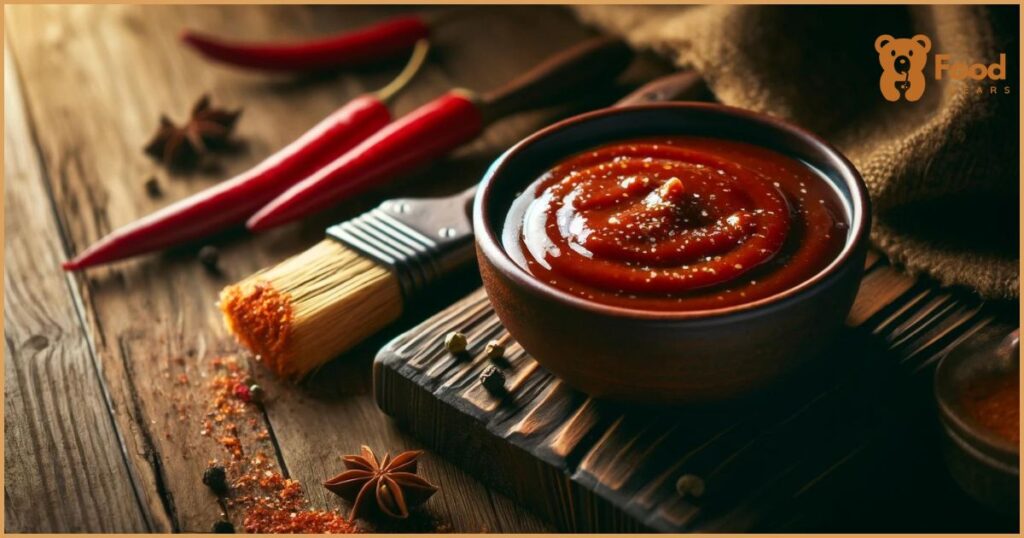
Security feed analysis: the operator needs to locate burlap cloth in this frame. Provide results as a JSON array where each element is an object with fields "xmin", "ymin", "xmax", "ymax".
[{"xmin": 573, "ymin": 5, "xmax": 1019, "ymax": 299}]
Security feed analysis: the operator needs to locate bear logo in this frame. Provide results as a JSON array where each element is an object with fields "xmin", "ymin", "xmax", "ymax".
[{"xmin": 875, "ymin": 34, "xmax": 932, "ymax": 102}]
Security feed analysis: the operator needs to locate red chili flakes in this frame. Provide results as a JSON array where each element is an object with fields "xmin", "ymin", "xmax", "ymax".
[
  {"xmin": 230, "ymin": 463, "xmax": 358, "ymax": 533},
  {"xmin": 233, "ymin": 383, "xmax": 252, "ymax": 402},
  {"xmin": 219, "ymin": 436, "xmax": 243, "ymax": 459},
  {"xmin": 200, "ymin": 355, "xmax": 361, "ymax": 533},
  {"xmin": 206, "ymin": 359, "xmax": 254, "ymax": 461},
  {"xmin": 244, "ymin": 505, "xmax": 359, "ymax": 534}
]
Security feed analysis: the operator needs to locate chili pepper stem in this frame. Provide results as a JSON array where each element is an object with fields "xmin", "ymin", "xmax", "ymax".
[
  {"xmin": 373, "ymin": 39, "xmax": 431, "ymax": 104},
  {"xmin": 65, "ymin": 37, "xmax": 435, "ymax": 270}
]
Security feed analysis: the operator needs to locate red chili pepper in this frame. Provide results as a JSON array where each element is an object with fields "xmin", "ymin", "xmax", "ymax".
[
  {"xmin": 64, "ymin": 40, "xmax": 430, "ymax": 271},
  {"xmin": 245, "ymin": 36, "xmax": 634, "ymax": 232},
  {"xmin": 246, "ymin": 91, "xmax": 483, "ymax": 231},
  {"xmin": 181, "ymin": 15, "xmax": 430, "ymax": 72},
  {"xmin": 62, "ymin": 96, "xmax": 390, "ymax": 271}
]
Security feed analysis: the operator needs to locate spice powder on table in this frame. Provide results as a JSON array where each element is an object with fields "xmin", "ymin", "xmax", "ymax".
[{"xmin": 201, "ymin": 355, "xmax": 360, "ymax": 533}]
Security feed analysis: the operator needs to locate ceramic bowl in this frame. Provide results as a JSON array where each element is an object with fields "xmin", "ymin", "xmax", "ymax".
[
  {"xmin": 934, "ymin": 329, "xmax": 1019, "ymax": 515},
  {"xmin": 473, "ymin": 103, "xmax": 871, "ymax": 403}
]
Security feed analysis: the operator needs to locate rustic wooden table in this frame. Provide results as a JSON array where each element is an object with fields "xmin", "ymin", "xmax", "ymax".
[
  {"xmin": 4, "ymin": 5, "xmax": 1017, "ymax": 534},
  {"xmin": 4, "ymin": 5, "xmax": 673, "ymax": 532}
]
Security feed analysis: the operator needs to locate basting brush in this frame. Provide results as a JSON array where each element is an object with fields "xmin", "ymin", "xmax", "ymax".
[
  {"xmin": 220, "ymin": 187, "xmax": 475, "ymax": 376},
  {"xmin": 220, "ymin": 70, "xmax": 710, "ymax": 377}
]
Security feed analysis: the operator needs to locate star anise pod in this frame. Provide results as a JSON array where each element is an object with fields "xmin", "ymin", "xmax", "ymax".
[
  {"xmin": 144, "ymin": 94, "xmax": 241, "ymax": 169},
  {"xmin": 324, "ymin": 445, "xmax": 438, "ymax": 520}
]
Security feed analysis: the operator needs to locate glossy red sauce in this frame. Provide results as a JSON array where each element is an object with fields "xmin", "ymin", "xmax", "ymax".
[{"xmin": 502, "ymin": 137, "xmax": 849, "ymax": 311}]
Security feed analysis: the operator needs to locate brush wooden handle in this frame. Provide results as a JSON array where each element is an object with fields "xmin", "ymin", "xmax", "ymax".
[
  {"xmin": 615, "ymin": 70, "xmax": 710, "ymax": 106},
  {"xmin": 478, "ymin": 36, "xmax": 634, "ymax": 122}
]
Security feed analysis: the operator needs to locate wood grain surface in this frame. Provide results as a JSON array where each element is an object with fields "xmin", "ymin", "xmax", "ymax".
[
  {"xmin": 4, "ymin": 46, "xmax": 149, "ymax": 533},
  {"xmin": 3, "ymin": 5, "xmax": 671, "ymax": 532},
  {"xmin": 374, "ymin": 258, "xmax": 1018, "ymax": 532}
]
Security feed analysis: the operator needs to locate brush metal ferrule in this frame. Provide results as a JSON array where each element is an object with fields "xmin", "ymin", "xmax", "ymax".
[{"xmin": 326, "ymin": 186, "xmax": 477, "ymax": 300}]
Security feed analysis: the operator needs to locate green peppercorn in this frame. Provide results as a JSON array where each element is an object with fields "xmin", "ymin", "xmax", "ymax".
[
  {"xmin": 484, "ymin": 340, "xmax": 506, "ymax": 362},
  {"xmin": 212, "ymin": 519, "xmax": 235, "ymax": 533},
  {"xmin": 444, "ymin": 331, "xmax": 468, "ymax": 354}
]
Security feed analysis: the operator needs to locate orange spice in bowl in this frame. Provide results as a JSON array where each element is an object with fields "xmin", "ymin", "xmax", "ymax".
[
  {"xmin": 961, "ymin": 370, "xmax": 1019, "ymax": 445},
  {"xmin": 934, "ymin": 329, "xmax": 1019, "ymax": 514}
]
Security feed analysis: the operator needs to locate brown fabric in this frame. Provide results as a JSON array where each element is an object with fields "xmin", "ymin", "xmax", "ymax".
[{"xmin": 573, "ymin": 5, "xmax": 1019, "ymax": 299}]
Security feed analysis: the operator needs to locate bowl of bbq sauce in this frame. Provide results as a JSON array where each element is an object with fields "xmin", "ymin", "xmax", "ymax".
[
  {"xmin": 474, "ymin": 103, "xmax": 871, "ymax": 403},
  {"xmin": 935, "ymin": 329, "xmax": 1019, "ymax": 515}
]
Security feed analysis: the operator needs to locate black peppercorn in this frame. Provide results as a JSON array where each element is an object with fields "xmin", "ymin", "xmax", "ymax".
[
  {"xmin": 144, "ymin": 176, "xmax": 162, "ymax": 198},
  {"xmin": 198, "ymin": 245, "xmax": 220, "ymax": 273},
  {"xmin": 211, "ymin": 519, "xmax": 235, "ymax": 533},
  {"xmin": 483, "ymin": 340, "xmax": 506, "ymax": 362},
  {"xmin": 202, "ymin": 464, "xmax": 228, "ymax": 495},
  {"xmin": 479, "ymin": 366, "xmax": 506, "ymax": 395}
]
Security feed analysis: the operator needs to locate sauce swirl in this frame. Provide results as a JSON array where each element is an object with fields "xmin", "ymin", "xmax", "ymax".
[{"xmin": 503, "ymin": 137, "xmax": 848, "ymax": 311}]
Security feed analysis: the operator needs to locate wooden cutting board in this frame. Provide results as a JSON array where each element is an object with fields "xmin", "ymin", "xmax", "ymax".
[{"xmin": 373, "ymin": 252, "xmax": 1015, "ymax": 532}]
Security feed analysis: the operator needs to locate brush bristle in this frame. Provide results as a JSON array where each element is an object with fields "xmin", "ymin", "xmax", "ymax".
[{"xmin": 219, "ymin": 240, "xmax": 402, "ymax": 377}]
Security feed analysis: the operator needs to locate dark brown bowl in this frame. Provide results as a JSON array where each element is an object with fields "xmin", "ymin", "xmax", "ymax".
[
  {"xmin": 473, "ymin": 103, "xmax": 871, "ymax": 403},
  {"xmin": 934, "ymin": 330, "xmax": 1019, "ymax": 515}
]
